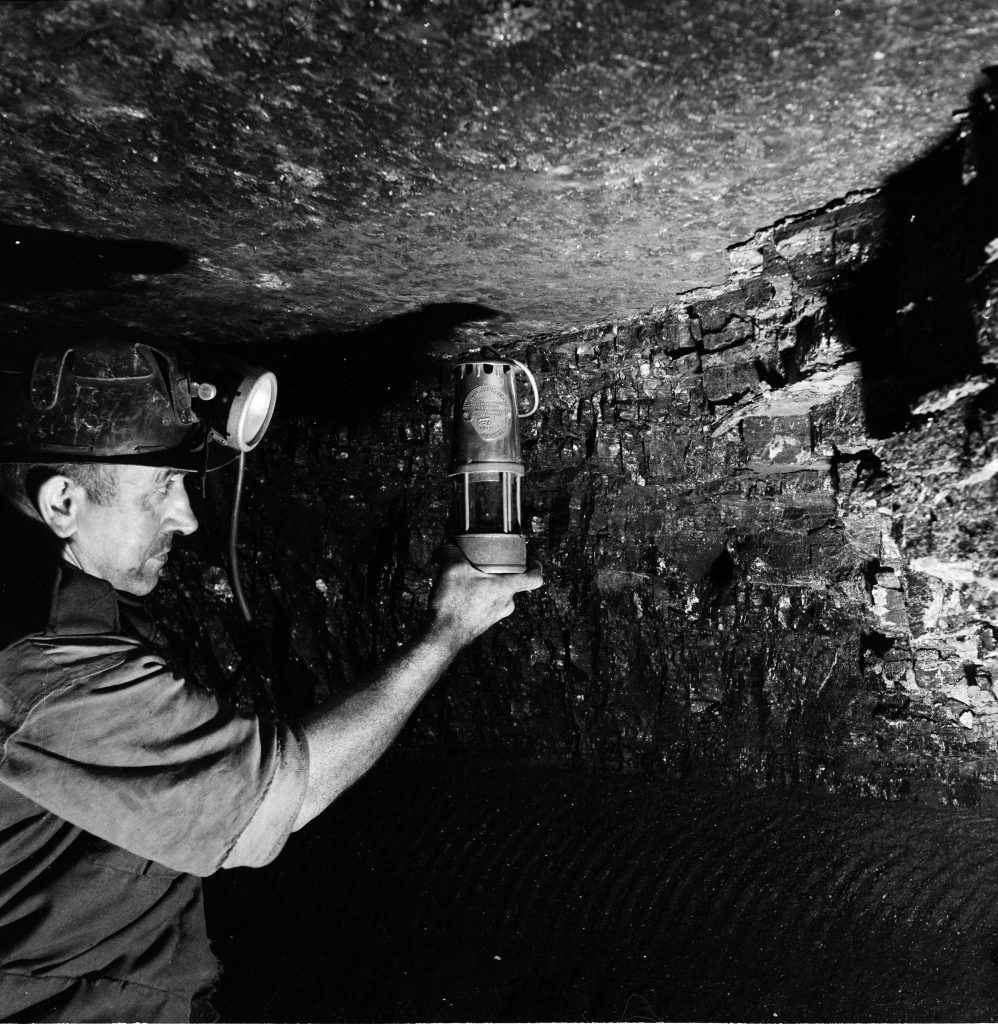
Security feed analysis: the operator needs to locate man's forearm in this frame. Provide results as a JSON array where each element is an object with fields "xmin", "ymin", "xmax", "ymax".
[
  {"xmin": 290, "ymin": 549, "xmax": 543, "ymax": 831},
  {"xmin": 292, "ymin": 618, "xmax": 465, "ymax": 830}
]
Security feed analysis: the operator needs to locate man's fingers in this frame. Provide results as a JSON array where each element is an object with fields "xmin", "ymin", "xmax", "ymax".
[
  {"xmin": 433, "ymin": 543, "xmax": 501, "ymax": 578},
  {"xmin": 512, "ymin": 563, "xmax": 544, "ymax": 592},
  {"xmin": 433, "ymin": 545, "xmax": 545, "ymax": 590}
]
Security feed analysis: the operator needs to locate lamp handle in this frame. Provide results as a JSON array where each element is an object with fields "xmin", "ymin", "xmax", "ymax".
[{"xmin": 509, "ymin": 359, "xmax": 540, "ymax": 418}]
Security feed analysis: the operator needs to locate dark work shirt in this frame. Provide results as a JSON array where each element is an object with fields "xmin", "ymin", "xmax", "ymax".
[{"xmin": 0, "ymin": 566, "xmax": 308, "ymax": 1022}]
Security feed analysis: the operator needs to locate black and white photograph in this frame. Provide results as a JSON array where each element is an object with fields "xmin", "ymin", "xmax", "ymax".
[{"xmin": 1, "ymin": 1, "xmax": 997, "ymax": 1021}]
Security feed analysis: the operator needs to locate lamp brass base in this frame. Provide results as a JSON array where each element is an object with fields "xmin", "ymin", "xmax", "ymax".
[{"xmin": 454, "ymin": 533, "xmax": 526, "ymax": 574}]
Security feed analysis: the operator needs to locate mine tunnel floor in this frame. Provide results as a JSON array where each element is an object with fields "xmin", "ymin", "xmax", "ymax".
[{"xmin": 207, "ymin": 764, "xmax": 998, "ymax": 1023}]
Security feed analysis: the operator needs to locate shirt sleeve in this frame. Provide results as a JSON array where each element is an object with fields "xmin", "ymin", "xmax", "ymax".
[
  {"xmin": 222, "ymin": 719, "xmax": 310, "ymax": 869},
  {"xmin": 0, "ymin": 632, "xmax": 309, "ymax": 876}
]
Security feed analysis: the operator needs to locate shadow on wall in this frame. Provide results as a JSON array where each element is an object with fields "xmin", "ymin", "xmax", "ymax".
[
  {"xmin": 0, "ymin": 223, "xmax": 190, "ymax": 298},
  {"xmin": 0, "ymin": 219, "xmax": 500, "ymax": 430},
  {"xmin": 234, "ymin": 301, "xmax": 503, "ymax": 426},
  {"xmin": 828, "ymin": 66, "xmax": 998, "ymax": 437}
]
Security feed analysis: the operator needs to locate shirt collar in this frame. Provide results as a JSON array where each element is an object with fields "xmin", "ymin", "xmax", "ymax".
[
  {"xmin": 48, "ymin": 563, "xmax": 123, "ymax": 635},
  {"xmin": 47, "ymin": 563, "xmax": 159, "ymax": 644}
]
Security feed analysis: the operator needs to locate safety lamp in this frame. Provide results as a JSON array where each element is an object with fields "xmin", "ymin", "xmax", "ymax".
[
  {"xmin": 449, "ymin": 356, "xmax": 539, "ymax": 574},
  {"xmin": 191, "ymin": 358, "xmax": 278, "ymax": 452}
]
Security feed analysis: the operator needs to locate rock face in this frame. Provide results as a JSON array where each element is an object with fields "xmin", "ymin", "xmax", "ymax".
[
  {"xmin": 155, "ymin": 71, "xmax": 998, "ymax": 807},
  {"xmin": 1, "ymin": 2, "xmax": 996, "ymax": 806}
]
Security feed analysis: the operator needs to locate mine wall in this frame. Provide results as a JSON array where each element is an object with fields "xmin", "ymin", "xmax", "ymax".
[
  {"xmin": 162, "ymin": 78, "xmax": 998, "ymax": 812},
  {"xmin": 188, "ymin": 80, "xmax": 998, "ymax": 1021}
]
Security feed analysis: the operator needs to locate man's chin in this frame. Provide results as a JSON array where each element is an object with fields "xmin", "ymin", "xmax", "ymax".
[
  {"xmin": 119, "ymin": 579, "xmax": 159, "ymax": 597},
  {"xmin": 70, "ymin": 553, "xmax": 166, "ymax": 596},
  {"xmin": 119, "ymin": 567, "xmax": 163, "ymax": 597}
]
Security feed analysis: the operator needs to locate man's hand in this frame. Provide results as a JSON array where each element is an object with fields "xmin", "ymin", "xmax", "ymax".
[{"xmin": 428, "ymin": 544, "xmax": 544, "ymax": 649}]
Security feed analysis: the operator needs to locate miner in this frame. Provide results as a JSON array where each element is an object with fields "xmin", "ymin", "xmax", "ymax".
[{"xmin": 0, "ymin": 337, "xmax": 542, "ymax": 1022}]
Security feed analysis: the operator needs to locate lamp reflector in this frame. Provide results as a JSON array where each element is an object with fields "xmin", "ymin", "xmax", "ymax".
[{"xmin": 232, "ymin": 372, "xmax": 277, "ymax": 450}]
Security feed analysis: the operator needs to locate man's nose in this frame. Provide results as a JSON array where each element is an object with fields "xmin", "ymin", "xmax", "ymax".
[{"xmin": 168, "ymin": 485, "xmax": 199, "ymax": 536}]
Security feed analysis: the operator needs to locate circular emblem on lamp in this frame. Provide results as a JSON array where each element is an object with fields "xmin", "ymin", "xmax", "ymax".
[{"xmin": 463, "ymin": 385, "xmax": 512, "ymax": 442}]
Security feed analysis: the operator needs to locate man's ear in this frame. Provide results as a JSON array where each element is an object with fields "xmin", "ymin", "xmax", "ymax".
[{"xmin": 35, "ymin": 475, "xmax": 82, "ymax": 540}]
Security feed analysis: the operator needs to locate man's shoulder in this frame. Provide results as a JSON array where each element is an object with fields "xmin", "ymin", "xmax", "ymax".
[
  {"xmin": 1, "ymin": 627, "xmax": 147, "ymax": 665},
  {"xmin": 0, "ymin": 628, "xmax": 162, "ymax": 724}
]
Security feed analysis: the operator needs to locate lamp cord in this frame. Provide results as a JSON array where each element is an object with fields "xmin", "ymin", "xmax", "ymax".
[{"xmin": 229, "ymin": 450, "xmax": 253, "ymax": 623}]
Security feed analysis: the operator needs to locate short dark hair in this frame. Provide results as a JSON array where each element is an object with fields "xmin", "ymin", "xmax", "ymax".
[{"xmin": 0, "ymin": 462, "xmax": 119, "ymax": 520}]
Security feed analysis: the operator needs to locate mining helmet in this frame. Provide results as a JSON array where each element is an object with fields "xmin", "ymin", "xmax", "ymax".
[{"xmin": 0, "ymin": 338, "xmax": 277, "ymax": 469}]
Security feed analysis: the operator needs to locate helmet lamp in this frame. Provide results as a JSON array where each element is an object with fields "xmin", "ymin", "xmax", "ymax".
[{"xmin": 194, "ymin": 362, "xmax": 278, "ymax": 452}]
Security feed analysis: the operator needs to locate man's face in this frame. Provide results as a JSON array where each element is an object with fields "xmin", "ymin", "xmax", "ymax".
[{"xmin": 66, "ymin": 465, "xmax": 199, "ymax": 595}]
